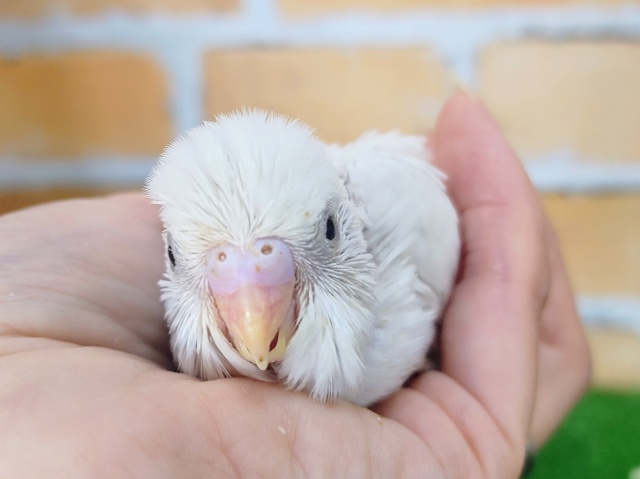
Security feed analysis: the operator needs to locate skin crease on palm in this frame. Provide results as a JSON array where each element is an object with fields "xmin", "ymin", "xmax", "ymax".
[{"xmin": 0, "ymin": 92, "xmax": 590, "ymax": 478}]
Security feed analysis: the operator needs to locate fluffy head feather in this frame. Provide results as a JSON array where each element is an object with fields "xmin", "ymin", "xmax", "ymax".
[{"xmin": 146, "ymin": 110, "xmax": 377, "ymax": 401}]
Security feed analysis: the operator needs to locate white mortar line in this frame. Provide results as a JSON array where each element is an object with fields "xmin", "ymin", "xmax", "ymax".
[
  {"xmin": 2, "ymin": 152, "xmax": 640, "ymax": 192},
  {"xmin": 1, "ymin": 8, "xmax": 638, "ymax": 42},
  {"xmin": 580, "ymin": 296, "xmax": 640, "ymax": 333},
  {"xmin": 159, "ymin": 42, "xmax": 205, "ymax": 132},
  {"xmin": 0, "ymin": 157, "xmax": 155, "ymax": 188},
  {"xmin": 0, "ymin": 7, "xmax": 637, "ymax": 100},
  {"xmin": 527, "ymin": 153, "xmax": 640, "ymax": 193},
  {"xmin": 243, "ymin": 0, "xmax": 279, "ymax": 25},
  {"xmin": 0, "ymin": 7, "xmax": 638, "ymax": 54}
]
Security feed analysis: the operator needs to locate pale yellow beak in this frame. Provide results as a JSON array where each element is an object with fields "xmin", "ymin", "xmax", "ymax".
[{"xmin": 213, "ymin": 281, "xmax": 295, "ymax": 370}]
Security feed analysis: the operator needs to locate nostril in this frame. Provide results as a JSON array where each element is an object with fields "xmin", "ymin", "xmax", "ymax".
[{"xmin": 261, "ymin": 244, "xmax": 273, "ymax": 255}]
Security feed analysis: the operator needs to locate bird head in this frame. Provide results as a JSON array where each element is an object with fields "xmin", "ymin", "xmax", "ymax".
[{"xmin": 146, "ymin": 111, "xmax": 376, "ymax": 401}]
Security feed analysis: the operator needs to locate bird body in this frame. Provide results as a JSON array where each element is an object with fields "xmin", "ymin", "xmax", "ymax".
[{"xmin": 146, "ymin": 111, "xmax": 459, "ymax": 406}]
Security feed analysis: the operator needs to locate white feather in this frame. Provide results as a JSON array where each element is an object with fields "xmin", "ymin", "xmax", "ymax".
[
  {"xmin": 146, "ymin": 111, "xmax": 459, "ymax": 406},
  {"xmin": 331, "ymin": 131, "xmax": 460, "ymax": 404}
]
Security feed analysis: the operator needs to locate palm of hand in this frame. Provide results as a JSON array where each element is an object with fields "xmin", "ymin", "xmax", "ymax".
[{"xmin": 0, "ymin": 194, "xmax": 440, "ymax": 477}]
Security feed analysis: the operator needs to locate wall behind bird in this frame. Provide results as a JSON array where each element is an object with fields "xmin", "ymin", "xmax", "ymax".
[{"xmin": 0, "ymin": 0, "xmax": 639, "ymax": 378}]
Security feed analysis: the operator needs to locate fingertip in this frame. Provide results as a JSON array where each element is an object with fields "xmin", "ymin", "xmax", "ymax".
[
  {"xmin": 436, "ymin": 88, "xmax": 481, "ymax": 128},
  {"xmin": 432, "ymin": 89, "xmax": 498, "ymax": 167},
  {"xmin": 431, "ymin": 89, "xmax": 539, "ymax": 214},
  {"xmin": 425, "ymin": 88, "xmax": 478, "ymax": 146}
]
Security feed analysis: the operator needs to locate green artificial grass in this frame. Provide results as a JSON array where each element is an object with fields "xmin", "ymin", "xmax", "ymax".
[{"xmin": 526, "ymin": 389, "xmax": 640, "ymax": 479}]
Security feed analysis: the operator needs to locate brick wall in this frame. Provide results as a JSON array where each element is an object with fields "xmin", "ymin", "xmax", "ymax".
[{"xmin": 0, "ymin": 0, "xmax": 639, "ymax": 382}]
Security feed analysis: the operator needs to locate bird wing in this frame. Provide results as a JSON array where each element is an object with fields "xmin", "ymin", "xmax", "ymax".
[{"xmin": 329, "ymin": 131, "xmax": 460, "ymax": 405}]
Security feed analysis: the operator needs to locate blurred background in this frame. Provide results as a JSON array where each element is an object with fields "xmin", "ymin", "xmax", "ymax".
[{"xmin": 0, "ymin": 0, "xmax": 638, "ymax": 475}]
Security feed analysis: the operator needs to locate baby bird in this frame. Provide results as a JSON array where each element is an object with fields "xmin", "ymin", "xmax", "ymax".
[{"xmin": 146, "ymin": 111, "xmax": 459, "ymax": 406}]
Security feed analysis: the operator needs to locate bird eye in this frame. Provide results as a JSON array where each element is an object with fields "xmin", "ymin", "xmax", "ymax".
[
  {"xmin": 167, "ymin": 243, "xmax": 176, "ymax": 268},
  {"xmin": 165, "ymin": 233, "xmax": 177, "ymax": 269},
  {"xmin": 325, "ymin": 216, "xmax": 336, "ymax": 241}
]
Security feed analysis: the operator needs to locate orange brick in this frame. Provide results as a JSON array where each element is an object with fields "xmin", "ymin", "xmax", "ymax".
[
  {"xmin": 0, "ymin": 187, "xmax": 127, "ymax": 215},
  {"xmin": 205, "ymin": 48, "xmax": 449, "ymax": 143},
  {"xmin": 0, "ymin": 51, "xmax": 172, "ymax": 158},
  {"xmin": 587, "ymin": 329, "xmax": 640, "ymax": 388},
  {"xmin": 480, "ymin": 41, "xmax": 640, "ymax": 163},
  {"xmin": 0, "ymin": 0, "xmax": 238, "ymax": 17},
  {"xmin": 282, "ymin": 0, "xmax": 631, "ymax": 15},
  {"xmin": 543, "ymin": 194, "xmax": 640, "ymax": 296}
]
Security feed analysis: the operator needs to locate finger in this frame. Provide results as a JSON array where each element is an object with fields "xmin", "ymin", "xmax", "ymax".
[
  {"xmin": 529, "ymin": 220, "xmax": 591, "ymax": 445},
  {"xmin": 380, "ymin": 91, "xmax": 549, "ymax": 475},
  {"xmin": 436, "ymin": 90, "xmax": 547, "ymax": 444}
]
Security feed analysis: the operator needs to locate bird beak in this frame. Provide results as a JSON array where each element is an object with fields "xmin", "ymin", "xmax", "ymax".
[
  {"xmin": 205, "ymin": 239, "xmax": 296, "ymax": 370},
  {"xmin": 213, "ymin": 282, "xmax": 295, "ymax": 370}
]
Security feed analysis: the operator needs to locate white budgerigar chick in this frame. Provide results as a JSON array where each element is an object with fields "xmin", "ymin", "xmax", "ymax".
[{"xmin": 146, "ymin": 110, "xmax": 460, "ymax": 406}]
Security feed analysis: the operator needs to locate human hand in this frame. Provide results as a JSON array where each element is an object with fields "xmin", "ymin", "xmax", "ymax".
[
  {"xmin": 424, "ymin": 89, "xmax": 591, "ymax": 456},
  {"xmin": 0, "ymin": 91, "xmax": 589, "ymax": 478}
]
